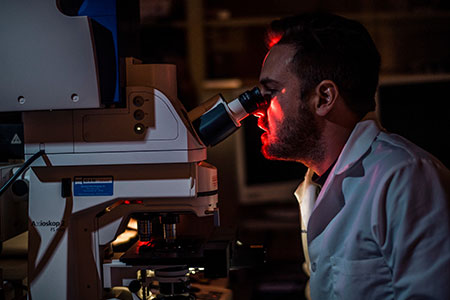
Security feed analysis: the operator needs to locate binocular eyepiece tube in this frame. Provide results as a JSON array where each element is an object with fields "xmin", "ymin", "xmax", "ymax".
[{"xmin": 192, "ymin": 87, "xmax": 266, "ymax": 147}]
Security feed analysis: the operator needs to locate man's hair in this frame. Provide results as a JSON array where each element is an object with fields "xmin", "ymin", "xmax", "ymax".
[{"xmin": 267, "ymin": 13, "xmax": 381, "ymax": 117}]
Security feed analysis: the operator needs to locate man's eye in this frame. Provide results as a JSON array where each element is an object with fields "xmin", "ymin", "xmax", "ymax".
[
  {"xmin": 265, "ymin": 89, "xmax": 278, "ymax": 98},
  {"xmin": 262, "ymin": 93, "xmax": 271, "ymax": 102}
]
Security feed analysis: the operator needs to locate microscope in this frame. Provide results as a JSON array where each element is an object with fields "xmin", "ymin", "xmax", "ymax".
[{"xmin": 0, "ymin": 1, "xmax": 266, "ymax": 299}]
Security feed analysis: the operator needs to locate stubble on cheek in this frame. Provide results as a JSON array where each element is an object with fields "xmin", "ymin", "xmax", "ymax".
[{"xmin": 260, "ymin": 103, "xmax": 325, "ymax": 164}]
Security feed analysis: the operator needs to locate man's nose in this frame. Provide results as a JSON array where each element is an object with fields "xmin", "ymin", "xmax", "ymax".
[{"xmin": 253, "ymin": 110, "xmax": 265, "ymax": 118}]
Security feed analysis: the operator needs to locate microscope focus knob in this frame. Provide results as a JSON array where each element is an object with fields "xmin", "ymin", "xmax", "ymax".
[
  {"xmin": 12, "ymin": 179, "xmax": 29, "ymax": 197},
  {"xmin": 128, "ymin": 280, "xmax": 141, "ymax": 293}
]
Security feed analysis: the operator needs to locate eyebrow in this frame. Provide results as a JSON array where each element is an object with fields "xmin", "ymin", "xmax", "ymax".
[{"xmin": 259, "ymin": 78, "xmax": 279, "ymax": 87}]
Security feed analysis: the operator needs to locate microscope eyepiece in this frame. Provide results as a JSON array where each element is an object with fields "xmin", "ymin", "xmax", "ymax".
[
  {"xmin": 237, "ymin": 87, "xmax": 265, "ymax": 114},
  {"xmin": 193, "ymin": 87, "xmax": 265, "ymax": 147}
]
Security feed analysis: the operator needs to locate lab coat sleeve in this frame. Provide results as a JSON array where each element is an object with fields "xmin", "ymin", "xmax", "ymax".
[{"xmin": 373, "ymin": 158, "xmax": 450, "ymax": 300}]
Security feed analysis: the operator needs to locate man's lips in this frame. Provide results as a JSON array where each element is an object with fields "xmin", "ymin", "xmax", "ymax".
[{"xmin": 260, "ymin": 132, "xmax": 268, "ymax": 143}]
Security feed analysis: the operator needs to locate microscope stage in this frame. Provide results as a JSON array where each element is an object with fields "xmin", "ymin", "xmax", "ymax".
[{"xmin": 120, "ymin": 238, "xmax": 207, "ymax": 266}]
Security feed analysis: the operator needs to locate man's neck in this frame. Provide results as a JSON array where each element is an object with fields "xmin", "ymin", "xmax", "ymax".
[{"xmin": 310, "ymin": 120, "xmax": 356, "ymax": 176}]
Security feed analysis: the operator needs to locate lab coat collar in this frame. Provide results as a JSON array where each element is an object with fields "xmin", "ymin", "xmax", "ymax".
[
  {"xmin": 295, "ymin": 168, "xmax": 320, "ymax": 229},
  {"xmin": 333, "ymin": 112, "xmax": 381, "ymax": 175},
  {"xmin": 294, "ymin": 113, "xmax": 380, "ymax": 221}
]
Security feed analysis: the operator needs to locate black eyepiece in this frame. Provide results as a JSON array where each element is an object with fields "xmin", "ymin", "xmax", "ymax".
[
  {"xmin": 193, "ymin": 87, "xmax": 266, "ymax": 147},
  {"xmin": 238, "ymin": 87, "xmax": 266, "ymax": 114}
]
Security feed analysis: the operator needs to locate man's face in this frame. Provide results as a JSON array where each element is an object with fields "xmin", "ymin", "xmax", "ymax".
[{"xmin": 257, "ymin": 44, "xmax": 324, "ymax": 164}]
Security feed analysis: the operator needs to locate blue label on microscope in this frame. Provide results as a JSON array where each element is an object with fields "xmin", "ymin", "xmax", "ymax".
[{"xmin": 74, "ymin": 176, "xmax": 113, "ymax": 196}]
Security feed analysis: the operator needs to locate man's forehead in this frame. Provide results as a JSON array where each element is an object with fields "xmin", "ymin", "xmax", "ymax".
[
  {"xmin": 262, "ymin": 44, "xmax": 295, "ymax": 68},
  {"xmin": 260, "ymin": 44, "xmax": 296, "ymax": 82}
]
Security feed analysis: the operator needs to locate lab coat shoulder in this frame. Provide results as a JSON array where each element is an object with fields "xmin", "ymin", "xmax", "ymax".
[
  {"xmin": 370, "ymin": 131, "xmax": 450, "ymax": 210},
  {"xmin": 375, "ymin": 130, "xmax": 449, "ymax": 172},
  {"xmin": 369, "ymin": 131, "xmax": 450, "ymax": 299},
  {"xmin": 306, "ymin": 120, "xmax": 450, "ymax": 299}
]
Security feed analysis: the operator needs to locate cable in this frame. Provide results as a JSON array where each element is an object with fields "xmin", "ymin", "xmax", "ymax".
[{"xmin": 0, "ymin": 150, "xmax": 45, "ymax": 197}]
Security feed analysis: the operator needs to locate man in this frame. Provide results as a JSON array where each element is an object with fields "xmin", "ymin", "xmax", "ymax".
[{"xmin": 256, "ymin": 12, "xmax": 450, "ymax": 299}]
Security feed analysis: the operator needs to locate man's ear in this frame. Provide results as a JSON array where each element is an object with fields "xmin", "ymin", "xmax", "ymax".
[{"xmin": 312, "ymin": 80, "xmax": 339, "ymax": 117}]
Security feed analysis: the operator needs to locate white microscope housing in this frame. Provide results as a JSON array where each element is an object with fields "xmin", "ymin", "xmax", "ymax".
[
  {"xmin": 0, "ymin": 0, "xmax": 267, "ymax": 298},
  {"xmin": 0, "ymin": 1, "xmax": 221, "ymax": 299}
]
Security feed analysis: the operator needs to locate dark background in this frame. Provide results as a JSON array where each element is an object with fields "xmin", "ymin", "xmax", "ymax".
[{"xmin": 2, "ymin": 1, "xmax": 450, "ymax": 299}]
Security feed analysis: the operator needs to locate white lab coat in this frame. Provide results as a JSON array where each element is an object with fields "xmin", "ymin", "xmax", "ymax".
[{"xmin": 295, "ymin": 118, "xmax": 450, "ymax": 300}]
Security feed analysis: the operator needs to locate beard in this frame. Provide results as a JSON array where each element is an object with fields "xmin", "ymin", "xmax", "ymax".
[{"xmin": 261, "ymin": 100, "xmax": 325, "ymax": 165}]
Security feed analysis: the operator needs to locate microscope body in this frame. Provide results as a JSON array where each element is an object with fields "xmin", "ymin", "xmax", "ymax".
[
  {"xmin": 0, "ymin": 1, "xmax": 266, "ymax": 298},
  {"xmin": 23, "ymin": 58, "xmax": 221, "ymax": 299}
]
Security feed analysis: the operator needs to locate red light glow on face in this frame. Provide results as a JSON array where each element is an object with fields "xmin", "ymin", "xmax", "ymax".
[
  {"xmin": 268, "ymin": 96, "xmax": 284, "ymax": 123},
  {"xmin": 256, "ymin": 93, "xmax": 286, "ymax": 159},
  {"xmin": 253, "ymin": 110, "xmax": 265, "ymax": 118}
]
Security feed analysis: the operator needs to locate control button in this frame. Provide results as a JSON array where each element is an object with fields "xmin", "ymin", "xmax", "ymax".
[
  {"xmin": 134, "ymin": 123, "xmax": 145, "ymax": 134},
  {"xmin": 134, "ymin": 109, "xmax": 145, "ymax": 120},
  {"xmin": 133, "ymin": 96, "xmax": 144, "ymax": 107},
  {"xmin": 311, "ymin": 262, "xmax": 317, "ymax": 272},
  {"xmin": 71, "ymin": 93, "xmax": 79, "ymax": 102}
]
